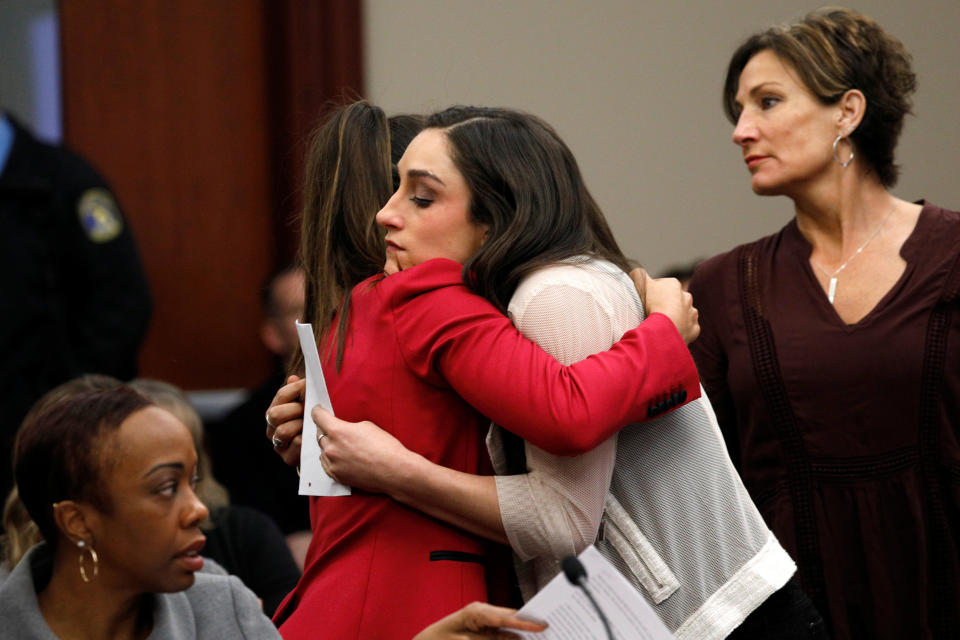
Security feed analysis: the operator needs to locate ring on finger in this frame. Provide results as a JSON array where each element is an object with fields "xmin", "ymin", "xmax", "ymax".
[
  {"xmin": 272, "ymin": 434, "xmax": 285, "ymax": 449},
  {"xmin": 317, "ymin": 433, "xmax": 328, "ymax": 445}
]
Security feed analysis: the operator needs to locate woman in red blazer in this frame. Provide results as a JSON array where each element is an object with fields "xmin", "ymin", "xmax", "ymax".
[{"xmin": 269, "ymin": 105, "xmax": 698, "ymax": 639}]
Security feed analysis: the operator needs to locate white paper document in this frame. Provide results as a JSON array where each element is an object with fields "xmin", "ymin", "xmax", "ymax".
[
  {"xmin": 514, "ymin": 545, "xmax": 675, "ymax": 640},
  {"xmin": 295, "ymin": 321, "xmax": 350, "ymax": 496}
]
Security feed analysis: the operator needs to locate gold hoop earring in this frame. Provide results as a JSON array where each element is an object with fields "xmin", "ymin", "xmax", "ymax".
[
  {"xmin": 77, "ymin": 540, "xmax": 99, "ymax": 583},
  {"xmin": 832, "ymin": 135, "xmax": 855, "ymax": 168}
]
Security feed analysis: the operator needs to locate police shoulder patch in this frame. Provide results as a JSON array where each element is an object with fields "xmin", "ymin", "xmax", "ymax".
[{"xmin": 77, "ymin": 188, "xmax": 123, "ymax": 243}]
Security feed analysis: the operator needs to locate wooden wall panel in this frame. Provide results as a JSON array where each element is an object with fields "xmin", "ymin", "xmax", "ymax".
[
  {"xmin": 264, "ymin": 0, "xmax": 365, "ymax": 259},
  {"xmin": 59, "ymin": 1, "xmax": 362, "ymax": 390}
]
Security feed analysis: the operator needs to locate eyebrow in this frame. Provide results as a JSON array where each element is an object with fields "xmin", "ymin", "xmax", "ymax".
[
  {"xmin": 144, "ymin": 462, "xmax": 185, "ymax": 478},
  {"xmin": 406, "ymin": 168, "xmax": 445, "ymax": 186},
  {"xmin": 737, "ymin": 81, "xmax": 785, "ymax": 104}
]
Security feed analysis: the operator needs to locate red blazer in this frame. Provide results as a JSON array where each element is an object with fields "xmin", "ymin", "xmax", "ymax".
[{"xmin": 275, "ymin": 259, "xmax": 698, "ymax": 640}]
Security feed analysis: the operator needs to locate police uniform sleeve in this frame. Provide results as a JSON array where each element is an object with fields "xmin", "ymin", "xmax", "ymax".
[{"xmin": 55, "ymin": 147, "xmax": 151, "ymax": 380}]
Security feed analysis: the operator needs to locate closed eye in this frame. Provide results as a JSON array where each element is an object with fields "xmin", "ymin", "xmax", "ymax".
[{"xmin": 410, "ymin": 196, "xmax": 433, "ymax": 208}]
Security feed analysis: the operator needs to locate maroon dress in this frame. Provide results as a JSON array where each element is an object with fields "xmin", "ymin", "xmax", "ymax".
[{"xmin": 689, "ymin": 202, "xmax": 960, "ymax": 639}]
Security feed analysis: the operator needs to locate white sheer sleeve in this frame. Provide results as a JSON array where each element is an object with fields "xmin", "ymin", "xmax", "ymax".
[{"xmin": 494, "ymin": 261, "xmax": 644, "ymax": 575}]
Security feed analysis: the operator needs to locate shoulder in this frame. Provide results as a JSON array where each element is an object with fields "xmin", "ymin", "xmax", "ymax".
[
  {"xmin": 379, "ymin": 258, "xmax": 502, "ymax": 323},
  {"xmin": 177, "ymin": 573, "xmax": 280, "ymax": 638},
  {"xmin": 693, "ymin": 229, "xmax": 777, "ymax": 280},
  {"xmin": 689, "ymin": 223, "xmax": 792, "ymax": 301},
  {"xmin": 382, "ymin": 258, "xmax": 464, "ymax": 294},
  {"xmin": 8, "ymin": 117, "xmax": 108, "ymax": 193},
  {"xmin": 0, "ymin": 559, "xmax": 39, "ymax": 625},
  {"xmin": 513, "ymin": 258, "xmax": 632, "ymax": 297},
  {"xmin": 6, "ymin": 119, "xmax": 127, "ymax": 244},
  {"xmin": 688, "ymin": 249, "xmax": 736, "ymax": 311},
  {"xmin": 509, "ymin": 258, "xmax": 638, "ymax": 318},
  {"xmin": 184, "ymin": 571, "xmax": 250, "ymax": 606},
  {"xmin": 362, "ymin": 259, "xmax": 466, "ymax": 307},
  {"xmin": 904, "ymin": 201, "xmax": 960, "ymax": 276},
  {"xmin": 0, "ymin": 547, "xmax": 54, "ymax": 637},
  {"xmin": 917, "ymin": 200, "xmax": 960, "ymax": 235}
]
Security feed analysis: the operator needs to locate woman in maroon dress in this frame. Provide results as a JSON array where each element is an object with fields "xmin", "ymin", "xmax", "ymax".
[{"xmin": 689, "ymin": 8, "xmax": 960, "ymax": 639}]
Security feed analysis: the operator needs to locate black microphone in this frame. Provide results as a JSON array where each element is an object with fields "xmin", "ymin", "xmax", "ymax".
[{"xmin": 562, "ymin": 555, "xmax": 615, "ymax": 640}]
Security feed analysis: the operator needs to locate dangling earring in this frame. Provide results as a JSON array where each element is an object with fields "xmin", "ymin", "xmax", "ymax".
[
  {"xmin": 832, "ymin": 135, "xmax": 855, "ymax": 168},
  {"xmin": 77, "ymin": 540, "xmax": 99, "ymax": 583}
]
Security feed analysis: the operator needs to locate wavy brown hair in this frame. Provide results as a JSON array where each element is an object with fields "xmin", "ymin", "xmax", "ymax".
[
  {"xmin": 296, "ymin": 101, "xmax": 424, "ymax": 370},
  {"xmin": 424, "ymin": 106, "xmax": 631, "ymax": 313}
]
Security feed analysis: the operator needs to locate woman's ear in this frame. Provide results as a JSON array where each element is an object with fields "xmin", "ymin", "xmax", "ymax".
[
  {"xmin": 837, "ymin": 88, "xmax": 866, "ymax": 137},
  {"xmin": 479, "ymin": 225, "xmax": 491, "ymax": 247},
  {"xmin": 52, "ymin": 500, "xmax": 96, "ymax": 545}
]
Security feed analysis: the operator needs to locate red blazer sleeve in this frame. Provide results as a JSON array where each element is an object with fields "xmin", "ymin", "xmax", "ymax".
[{"xmin": 387, "ymin": 259, "xmax": 700, "ymax": 456}]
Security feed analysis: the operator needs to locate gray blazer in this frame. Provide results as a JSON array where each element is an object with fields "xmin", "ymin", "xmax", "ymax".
[{"xmin": 0, "ymin": 544, "xmax": 281, "ymax": 639}]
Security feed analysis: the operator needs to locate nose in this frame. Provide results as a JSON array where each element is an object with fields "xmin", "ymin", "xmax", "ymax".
[
  {"xmin": 732, "ymin": 111, "xmax": 756, "ymax": 147},
  {"xmin": 375, "ymin": 191, "xmax": 403, "ymax": 230},
  {"xmin": 183, "ymin": 487, "xmax": 209, "ymax": 528}
]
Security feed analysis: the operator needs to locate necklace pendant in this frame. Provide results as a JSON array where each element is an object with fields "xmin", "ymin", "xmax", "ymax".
[{"xmin": 827, "ymin": 277, "xmax": 838, "ymax": 304}]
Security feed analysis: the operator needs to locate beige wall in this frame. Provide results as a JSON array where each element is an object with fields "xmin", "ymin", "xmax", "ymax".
[{"xmin": 365, "ymin": 0, "xmax": 960, "ymax": 275}]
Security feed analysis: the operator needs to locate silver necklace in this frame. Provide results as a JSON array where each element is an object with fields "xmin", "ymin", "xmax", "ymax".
[{"xmin": 809, "ymin": 205, "xmax": 896, "ymax": 304}]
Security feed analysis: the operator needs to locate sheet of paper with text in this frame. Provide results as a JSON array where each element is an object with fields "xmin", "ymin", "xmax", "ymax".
[
  {"xmin": 514, "ymin": 545, "xmax": 675, "ymax": 640},
  {"xmin": 295, "ymin": 321, "xmax": 350, "ymax": 496}
]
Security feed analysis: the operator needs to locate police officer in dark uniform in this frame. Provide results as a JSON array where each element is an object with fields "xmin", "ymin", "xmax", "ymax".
[{"xmin": 0, "ymin": 112, "xmax": 151, "ymax": 498}]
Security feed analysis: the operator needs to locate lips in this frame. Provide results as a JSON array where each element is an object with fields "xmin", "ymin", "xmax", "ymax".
[
  {"xmin": 175, "ymin": 536, "xmax": 206, "ymax": 572},
  {"xmin": 744, "ymin": 154, "xmax": 769, "ymax": 169},
  {"xmin": 385, "ymin": 238, "xmax": 403, "ymax": 251}
]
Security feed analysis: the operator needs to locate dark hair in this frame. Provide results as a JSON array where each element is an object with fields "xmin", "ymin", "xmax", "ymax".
[
  {"xmin": 390, "ymin": 114, "xmax": 427, "ymax": 190},
  {"xmin": 723, "ymin": 7, "xmax": 916, "ymax": 187},
  {"xmin": 297, "ymin": 101, "xmax": 425, "ymax": 370},
  {"xmin": 424, "ymin": 106, "xmax": 631, "ymax": 312},
  {"xmin": 13, "ymin": 387, "xmax": 151, "ymax": 545},
  {"xmin": 19, "ymin": 374, "xmax": 123, "ymax": 421}
]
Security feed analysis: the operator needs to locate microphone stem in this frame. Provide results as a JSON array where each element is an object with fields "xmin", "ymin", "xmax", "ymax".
[{"xmin": 579, "ymin": 583, "xmax": 615, "ymax": 640}]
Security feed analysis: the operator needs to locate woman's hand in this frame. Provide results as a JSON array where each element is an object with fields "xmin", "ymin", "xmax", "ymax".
[
  {"xmin": 265, "ymin": 375, "xmax": 306, "ymax": 466},
  {"xmin": 314, "ymin": 407, "xmax": 507, "ymax": 542},
  {"xmin": 312, "ymin": 406, "xmax": 416, "ymax": 493},
  {"xmin": 412, "ymin": 602, "xmax": 547, "ymax": 640},
  {"xmin": 629, "ymin": 267, "xmax": 700, "ymax": 344}
]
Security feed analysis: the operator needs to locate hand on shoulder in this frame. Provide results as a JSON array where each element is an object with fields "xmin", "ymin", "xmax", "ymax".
[{"xmin": 629, "ymin": 268, "xmax": 700, "ymax": 344}]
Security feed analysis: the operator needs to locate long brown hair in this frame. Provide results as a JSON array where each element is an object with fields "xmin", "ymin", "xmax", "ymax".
[
  {"xmin": 425, "ymin": 106, "xmax": 631, "ymax": 313},
  {"xmin": 296, "ymin": 102, "xmax": 424, "ymax": 370}
]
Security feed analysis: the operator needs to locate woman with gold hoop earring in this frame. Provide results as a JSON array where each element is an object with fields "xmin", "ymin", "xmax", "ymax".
[
  {"xmin": 75, "ymin": 539, "xmax": 98, "ymax": 583},
  {"xmin": 690, "ymin": 7, "xmax": 960, "ymax": 639},
  {"xmin": 0, "ymin": 386, "xmax": 283, "ymax": 639}
]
